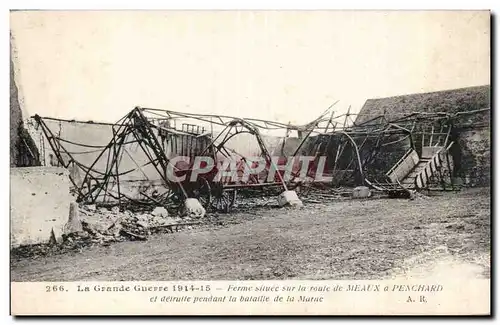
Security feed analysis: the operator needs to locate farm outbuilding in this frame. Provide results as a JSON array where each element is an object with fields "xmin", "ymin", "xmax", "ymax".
[{"xmin": 355, "ymin": 85, "xmax": 491, "ymax": 187}]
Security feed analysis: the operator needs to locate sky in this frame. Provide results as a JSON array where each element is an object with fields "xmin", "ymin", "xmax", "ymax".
[{"xmin": 10, "ymin": 10, "xmax": 490, "ymax": 126}]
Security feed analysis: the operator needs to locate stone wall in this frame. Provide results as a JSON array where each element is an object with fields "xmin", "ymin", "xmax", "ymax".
[
  {"xmin": 10, "ymin": 167, "xmax": 73, "ymax": 248},
  {"xmin": 11, "ymin": 42, "xmax": 40, "ymax": 167},
  {"xmin": 455, "ymin": 127, "xmax": 490, "ymax": 186},
  {"xmin": 10, "ymin": 57, "xmax": 22, "ymax": 167}
]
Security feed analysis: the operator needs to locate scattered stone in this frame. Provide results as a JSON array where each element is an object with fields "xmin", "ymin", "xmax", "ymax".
[
  {"xmin": 111, "ymin": 206, "xmax": 120, "ymax": 214},
  {"xmin": 352, "ymin": 186, "xmax": 371, "ymax": 199},
  {"xmin": 136, "ymin": 220, "xmax": 149, "ymax": 229},
  {"xmin": 183, "ymin": 198, "xmax": 206, "ymax": 218},
  {"xmin": 85, "ymin": 204, "xmax": 97, "ymax": 212},
  {"xmin": 152, "ymin": 207, "xmax": 168, "ymax": 218},
  {"xmin": 277, "ymin": 190, "xmax": 304, "ymax": 208}
]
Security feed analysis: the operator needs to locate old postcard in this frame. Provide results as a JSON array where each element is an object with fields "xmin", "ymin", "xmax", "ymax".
[{"xmin": 9, "ymin": 10, "xmax": 491, "ymax": 316}]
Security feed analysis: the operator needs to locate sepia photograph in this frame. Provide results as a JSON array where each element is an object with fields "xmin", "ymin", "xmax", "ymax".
[{"xmin": 9, "ymin": 9, "xmax": 491, "ymax": 315}]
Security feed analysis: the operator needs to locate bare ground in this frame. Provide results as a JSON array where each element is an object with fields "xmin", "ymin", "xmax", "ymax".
[{"xmin": 10, "ymin": 187, "xmax": 490, "ymax": 281}]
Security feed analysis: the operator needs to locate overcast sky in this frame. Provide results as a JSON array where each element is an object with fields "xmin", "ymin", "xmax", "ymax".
[{"xmin": 10, "ymin": 10, "xmax": 490, "ymax": 125}]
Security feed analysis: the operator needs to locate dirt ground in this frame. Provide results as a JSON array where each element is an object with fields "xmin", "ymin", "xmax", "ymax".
[{"xmin": 10, "ymin": 187, "xmax": 490, "ymax": 281}]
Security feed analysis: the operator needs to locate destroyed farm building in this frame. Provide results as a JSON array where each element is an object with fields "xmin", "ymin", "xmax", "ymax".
[
  {"xmin": 10, "ymin": 82, "xmax": 491, "ymax": 248},
  {"xmin": 23, "ymin": 84, "xmax": 490, "ymax": 209},
  {"xmin": 356, "ymin": 85, "xmax": 490, "ymax": 188}
]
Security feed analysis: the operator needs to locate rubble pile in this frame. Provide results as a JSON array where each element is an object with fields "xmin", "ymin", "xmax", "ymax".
[
  {"xmin": 64, "ymin": 204, "xmax": 201, "ymax": 245},
  {"xmin": 11, "ymin": 204, "xmax": 204, "ymax": 259}
]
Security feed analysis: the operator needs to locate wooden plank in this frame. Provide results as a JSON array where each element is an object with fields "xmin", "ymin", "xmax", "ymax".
[
  {"xmin": 429, "ymin": 125, "xmax": 434, "ymax": 146},
  {"xmin": 387, "ymin": 149, "xmax": 419, "ymax": 183}
]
